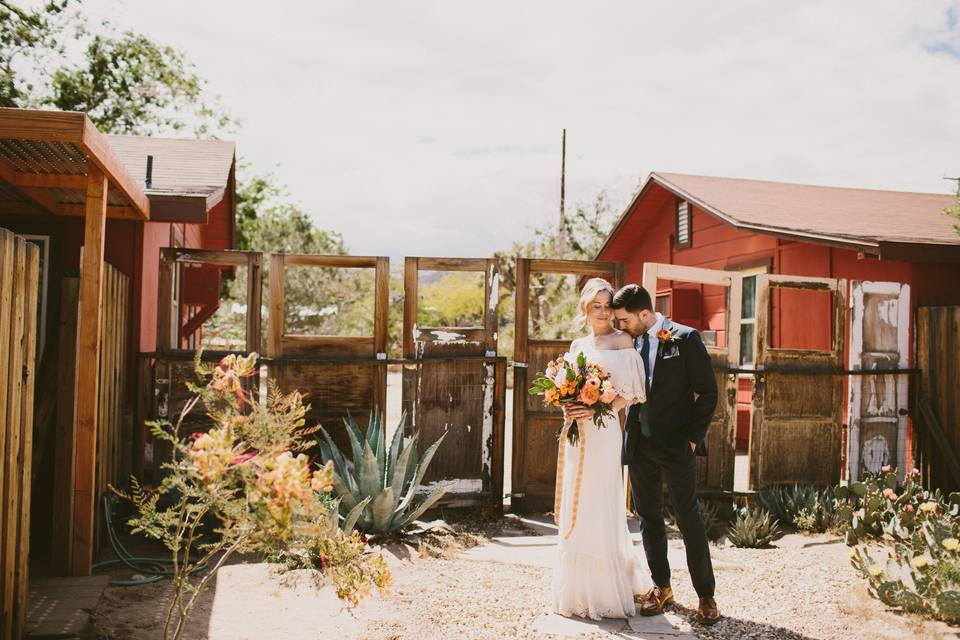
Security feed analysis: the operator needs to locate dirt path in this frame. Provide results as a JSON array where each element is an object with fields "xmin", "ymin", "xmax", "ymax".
[{"xmin": 90, "ymin": 522, "xmax": 956, "ymax": 639}]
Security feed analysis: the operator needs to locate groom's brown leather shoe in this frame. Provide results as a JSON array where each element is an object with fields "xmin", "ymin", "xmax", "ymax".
[
  {"xmin": 696, "ymin": 597, "xmax": 720, "ymax": 625},
  {"xmin": 637, "ymin": 586, "xmax": 673, "ymax": 616}
]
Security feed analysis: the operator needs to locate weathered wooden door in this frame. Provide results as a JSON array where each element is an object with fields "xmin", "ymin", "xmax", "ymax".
[
  {"xmin": 266, "ymin": 254, "xmax": 389, "ymax": 453},
  {"xmin": 847, "ymin": 281, "xmax": 910, "ymax": 484},
  {"xmin": 750, "ymin": 274, "xmax": 846, "ymax": 488},
  {"xmin": 511, "ymin": 258, "xmax": 623, "ymax": 512},
  {"xmin": 402, "ymin": 257, "xmax": 505, "ymax": 505},
  {"xmin": 641, "ymin": 263, "xmax": 741, "ymax": 495}
]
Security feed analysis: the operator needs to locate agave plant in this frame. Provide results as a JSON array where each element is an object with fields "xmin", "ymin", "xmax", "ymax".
[
  {"xmin": 726, "ymin": 507, "xmax": 780, "ymax": 548},
  {"xmin": 318, "ymin": 412, "xmax": 450, "ymax": 536}
]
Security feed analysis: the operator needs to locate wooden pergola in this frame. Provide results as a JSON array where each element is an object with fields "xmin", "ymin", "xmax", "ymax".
[{"xmin": 0, "ymin": 108, "xmax": 150, "ymax": 576}]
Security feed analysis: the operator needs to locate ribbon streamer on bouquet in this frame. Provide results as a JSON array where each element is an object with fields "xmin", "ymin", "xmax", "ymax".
[{"xmin": 554, "ymin": 417, "xmax": 586, "ymax": 540}]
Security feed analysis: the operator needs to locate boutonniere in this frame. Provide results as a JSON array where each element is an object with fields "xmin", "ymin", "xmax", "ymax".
[{"xmin": 656, "ymin": 327, "xmax": 681, "ymax": 358}]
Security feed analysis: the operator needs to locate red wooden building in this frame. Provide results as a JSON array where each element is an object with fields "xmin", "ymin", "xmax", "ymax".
[
  {"xmin": 0, "ymin": 108, "xmax": 236, "ymax": 576},
  {"xmin": 597, "ymin": 172, "xmax": 960, "ymax": 489}
]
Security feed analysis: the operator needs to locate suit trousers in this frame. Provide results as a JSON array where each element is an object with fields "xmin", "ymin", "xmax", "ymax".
[{"xmin": 628, "ymin": 435, "xmax": 716, "ymax": 598}]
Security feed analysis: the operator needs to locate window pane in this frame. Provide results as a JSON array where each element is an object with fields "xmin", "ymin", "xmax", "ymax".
[
  {"xmin": 742, "ymin": 275, "xmax": 757, "ymax": 319},
  {"xmin": 739, "ymin": 323, "xmax": 755, "ymax": 365}
]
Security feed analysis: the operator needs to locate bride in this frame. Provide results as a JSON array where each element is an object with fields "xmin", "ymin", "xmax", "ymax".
[{"xmin": 554, "ymin": 277, "xmax": 650, "ymax": 619}]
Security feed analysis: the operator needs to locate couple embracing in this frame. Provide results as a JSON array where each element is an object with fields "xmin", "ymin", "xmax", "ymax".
[{"xmin": 553, "ymin": 278, "xmax": 720, "ymax": 625}]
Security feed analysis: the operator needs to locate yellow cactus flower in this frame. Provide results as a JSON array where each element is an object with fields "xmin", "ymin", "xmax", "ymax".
[
  {"xmin": 943, "ymin": 538, "xmax": 960, "ymax": 551},
  {"xmin": 911, "ymin": 555, "xmax": 930, "ymax": 569},
  {"xmin": 868, "ymin": 564, "xmax": 884, "ymax": 577}
]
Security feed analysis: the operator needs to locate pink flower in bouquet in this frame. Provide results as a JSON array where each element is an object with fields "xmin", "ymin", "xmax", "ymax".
[
  {"xmin": 600, "ymin": 387, "xmax": 617, "ymax": 404},
  {"xmin": 578, "ymin": 385, "xmax": 601, "ymax": 405}
]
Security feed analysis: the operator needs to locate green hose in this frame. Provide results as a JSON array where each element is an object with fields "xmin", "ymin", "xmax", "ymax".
[{"xmin": 91, "ymin": 493, "xmax": 174, "ymax": 586}]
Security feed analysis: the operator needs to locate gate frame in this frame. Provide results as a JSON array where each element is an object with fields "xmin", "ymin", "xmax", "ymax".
[
  {"xmin": 268, "ymin": 253, "xmax": 390, "ymax": 419},
  {"xmin": 750, "ymin": 273, "xmax": 846, "ymax": 488},
  {"xmin": 511, "ymin": 258, "xmax": 623, "ymax": 512},
  {"xmin": 641, "ymin": 262, "xmax": 742, "ymax": 496},
  {"xmin": 401, "ymin": 256, "xmax": 505, "ymax": 506}
]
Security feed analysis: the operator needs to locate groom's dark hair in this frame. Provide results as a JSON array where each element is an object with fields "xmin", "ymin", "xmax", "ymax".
[{"xmin": 611, "ymin": 284, "xmax": 653, "ymax": 313}]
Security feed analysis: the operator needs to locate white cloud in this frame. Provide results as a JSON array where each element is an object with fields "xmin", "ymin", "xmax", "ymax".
[{"xmin": 80, "ymin": 0, "xmax": 960, "ymax": 258}]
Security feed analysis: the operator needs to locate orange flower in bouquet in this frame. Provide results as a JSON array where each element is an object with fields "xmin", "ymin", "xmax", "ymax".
[{"xmin": 528, "ymin": 351, "xmax": 617, "ymax": 445}]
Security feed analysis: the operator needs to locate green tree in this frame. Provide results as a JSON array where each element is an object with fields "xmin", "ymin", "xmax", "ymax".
[
  {"xmin": 946, "ymin": 194, "xmax": 960, "ymax": 236},
  {"xmin": 0, "ymin": 0, "xmax": 71, "ymax": 107},
  {"xmin": 495, "ymin": 190, "xmax": 619, "ymax": 356},
  {"xmin": 1, "ymin": 0, "xmax": 233, "ymax": 136}
]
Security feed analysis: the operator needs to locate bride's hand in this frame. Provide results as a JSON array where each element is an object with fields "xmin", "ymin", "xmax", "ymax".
[{"xmin": 562, "ymin": 403, "xmax": 593, "ymax": 421}]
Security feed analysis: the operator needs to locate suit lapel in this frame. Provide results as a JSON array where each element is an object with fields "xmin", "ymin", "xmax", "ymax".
[{"xmin": 650, "ymin": 318, "xmax": 674, "ymax": 392}]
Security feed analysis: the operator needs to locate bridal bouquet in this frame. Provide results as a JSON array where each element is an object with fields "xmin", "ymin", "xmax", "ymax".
[{"xmin": 528, "ymin": 351, "xmax": 617, "ymax": 445}]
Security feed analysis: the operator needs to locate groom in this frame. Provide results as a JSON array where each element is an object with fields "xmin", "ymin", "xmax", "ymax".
[{"xmin": 611, "ymin": 284, "xmax": 720, "ymax": 625}]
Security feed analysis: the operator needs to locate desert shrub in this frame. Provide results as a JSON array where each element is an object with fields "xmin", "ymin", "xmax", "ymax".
[
  {"xmin": 117, "ymin": 353, "xmax": 390, "ymax": 640},
  {"xmin": 726, "ymin": 507, "xmax": 780, "ymax": 548},
  {"xmin": 852, "ymin": 516, "xmax": 960, "ymax": 624},
  {"xmin": 834, "ymin": 467, "xmax": 960, "ymax": 545}
]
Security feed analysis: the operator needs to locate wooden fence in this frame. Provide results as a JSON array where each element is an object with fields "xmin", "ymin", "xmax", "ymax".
[
  {"xmin": 0, "ymin": 228, "xmax": 40, "ymax": 640},
  {"xmin": 915, "ymin": 306, "xmax": 960, "ymax": 493}
]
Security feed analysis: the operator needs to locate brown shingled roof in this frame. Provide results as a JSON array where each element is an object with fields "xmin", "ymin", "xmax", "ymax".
[
  {"xmin": 105, "ymin": 134, "xmax": 235, "ymax": 221},
  {"xmin": 599, "ymin": 172, "xmax": 960, "ymax": 262},
  {"xmin": 105, "ymin": 134, "xmax": 234, "ymax": 196}
]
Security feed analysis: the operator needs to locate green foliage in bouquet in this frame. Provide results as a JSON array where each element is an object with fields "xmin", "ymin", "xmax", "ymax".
[
  {"xmin": 528, "ymin": 351, "xmax": 617, "ymax": 446},
  {"xmin": 726, "ymin": 507, "xmax": 780, "ymax": 548},
  {"xmin": 851, "ymin": 516, "xmax": 960, "ymax": 623},
  {"xmin": 318, "ymin": 412, "xmax": 450, "ymax": 537},
  {"xmin": 115, "ymin": 352, "xmax": 390, "ymax": 640}
]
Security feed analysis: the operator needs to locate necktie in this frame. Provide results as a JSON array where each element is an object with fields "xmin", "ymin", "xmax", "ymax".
[{"xmin": 639, "ymin": 333, "xmax": 651, "ymax": 438}]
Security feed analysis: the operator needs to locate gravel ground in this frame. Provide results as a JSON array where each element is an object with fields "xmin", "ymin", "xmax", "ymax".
[{"xmin": 90, "ymin": 522, "xmax": 958, "ymax": 640}]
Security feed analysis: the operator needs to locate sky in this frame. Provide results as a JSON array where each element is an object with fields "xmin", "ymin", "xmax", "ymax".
[{"xmin": 79, "ymin": 0, "xmax": 960, "ymax": 259}]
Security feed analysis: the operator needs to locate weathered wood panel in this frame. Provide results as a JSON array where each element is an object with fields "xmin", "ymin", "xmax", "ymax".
[
  {"xmin": 51, "ymin": 278, "xmax": 78, "ymax": 575},
  {"xmin": 750, "ymin": 275, "xmax": 846, "ymax": 488},
  {"xmin": 847, "ymin": 281, "xmax": 910, "ymax": 483},
  {"xmin": 511, "ymin": 259, "xmax": 623, "ymax": 512},
  {"xmin": 403, "ymin": 257, "xmax": 504, "ymax": 505},
  {"xmin": 0, "ymin": 228, "xmax": 39, "ymax": 638},
  {"xmin": 916, "ymin": 306, "xmax": 960, "ymax": 493}
]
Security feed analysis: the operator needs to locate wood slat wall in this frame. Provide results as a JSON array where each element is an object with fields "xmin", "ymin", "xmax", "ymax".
[
  {"xmin": 94, "ymin": 264, "xmax": 131, "ymax": 548},
  {"xmin": 916, "ymin": 306, "xmax": 960, "ymax": 492},
  {"xmin": 0, "ymin": 227, "xmax": 40, "ymax": 639}
]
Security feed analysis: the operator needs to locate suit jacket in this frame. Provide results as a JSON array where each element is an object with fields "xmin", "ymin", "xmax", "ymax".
[{"xmin": 622, "ymin": 319, "xmax": 718, "ymax": 465}]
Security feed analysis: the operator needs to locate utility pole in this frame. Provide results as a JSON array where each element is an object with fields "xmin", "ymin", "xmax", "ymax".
[
  {"xmin": 945, "ymin": 175, "xmax": 960, "ymax": 195},
  {"xmin": 558, "ymin": 128, "xmax": 567, "ymax": 255}
]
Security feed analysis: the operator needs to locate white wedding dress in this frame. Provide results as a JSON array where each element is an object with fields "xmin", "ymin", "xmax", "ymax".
[{"xmin": 553, "ymin": 342, "xmax": 651, "ymax": 620}]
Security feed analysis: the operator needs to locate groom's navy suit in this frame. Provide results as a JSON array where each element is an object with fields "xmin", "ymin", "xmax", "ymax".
[{"xmin": 624, "ymin": 316, "xmax": 717, "ymax": 598}]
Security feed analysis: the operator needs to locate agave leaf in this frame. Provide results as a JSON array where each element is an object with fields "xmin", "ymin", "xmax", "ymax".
[
  {"xmin": 326, "ymin": 496, "xmax": 343, "ymax": 531},
  {"xmin": 343, "ymin": 413, "xmax": 365, "ymax": 467},
  {"xmin": 342, "ymin": 495, "xmax": 372, "ymax": 533},
  {"xmin": 397, "ymin": 432, "xmax": 447, "ymax": 513},
  {"xmin": 331, "ymin": 470, "xmax": 358, "ymax": 511},
  {"xmin": 371, "ymin": 487, "xmax": 397, "ymax": 532},
  {"xmin": 367, "ymin": 411, "xmax": 381, "ymax": 453},
  {"xmin": 318, "ymin": 426, "xmax": 349, "ymax": 482},
  {"xmin": 390, "ymin": 433, "xmax": 418, "ymax": 500},
  {"xmin": 372, "ymin": 413, "xmax": 388, "ymax": 483},
  {"xmin": 393, "ymin": 484, "xmax": 450, "ymax": 530},
  {"xmin": 359, "ymin": 440, "xmax": 382, "ymax": 498}
]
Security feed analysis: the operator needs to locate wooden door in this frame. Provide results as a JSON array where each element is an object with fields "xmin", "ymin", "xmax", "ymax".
[
  {"xmin": 511, "ymin": 258, "xmax": 623, "ymax": 512},
  {"xmin": 641, "ymin": 263, "xmax": 741, "ymax": 495},
  {"xmin": 847, "ymin": 281, "xmax": 910, "ymax": 484},
  {"xmin": 266, "ymin": 254, "xmax": 389, "ymax": 453},
  {"xmin": 750, "ymin": 274, "xmax": 846, "ymax": 488},
  {"xmin": 401, "ymin": 257, "xmax": 505, "ymax": 504}
]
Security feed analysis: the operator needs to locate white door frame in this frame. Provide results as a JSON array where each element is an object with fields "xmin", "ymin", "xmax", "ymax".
[{"xmin": 847, "ymin": 280, "xmax": 910, "ymax": 484}]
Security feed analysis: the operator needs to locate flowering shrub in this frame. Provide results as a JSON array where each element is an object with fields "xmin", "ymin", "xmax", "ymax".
[
  {"xmin": 851, "ymin": 517, "xmax": 960, "ymax": 623},
  {"xmin": 834, "ymin": 467, "xmax": 959, "ymax": 545},
  {"xmin": 115, "ymin": 352, "xmax": 389, "ymax": 640}
]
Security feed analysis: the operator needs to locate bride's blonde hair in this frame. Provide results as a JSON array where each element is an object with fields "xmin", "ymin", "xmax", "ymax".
[{"xmin": 573, "ymin": 277, "xmax": 615, "ymax": 333}]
